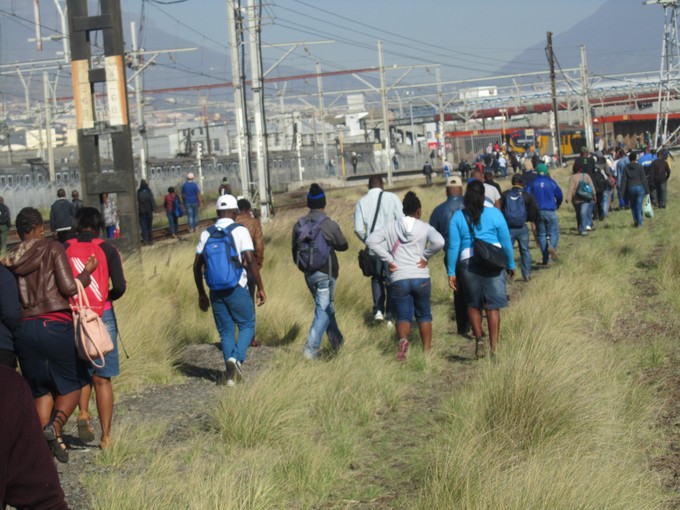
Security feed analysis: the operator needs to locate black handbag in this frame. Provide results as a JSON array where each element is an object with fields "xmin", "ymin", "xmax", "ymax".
[
  {"xmin": 358, "ymin": 192, "xmax": 383, "ymax": 277},
  {"xmin": 465, "ymin": 213, "xmax": 506, "ymax": 272}
]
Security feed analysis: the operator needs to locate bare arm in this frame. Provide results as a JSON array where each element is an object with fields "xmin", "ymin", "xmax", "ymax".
[
  {"xmin": 243, "ymin": 251, "xmax": 266, "ymax": 306},
  {"xmin": 193, "ymin": 253, "xmax": 210, "ymax": 312}
]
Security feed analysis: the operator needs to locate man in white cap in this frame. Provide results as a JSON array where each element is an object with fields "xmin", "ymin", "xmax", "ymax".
[
  {"xmin": 193, "ymin": 195, "xmax": 266, "ymax": 386},
  {"xmin": 181, "ymin": 172, "xmax": 202, "ymax": 232}
]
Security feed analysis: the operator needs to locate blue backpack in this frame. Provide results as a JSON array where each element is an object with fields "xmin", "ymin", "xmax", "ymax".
[
  {"xmin": 503, "ymin": 188, "xmax": 527, "ymax": 228},
  {"xmin": 203, "ymin": 224, "xmax": 243, "ymax": 290},
  {"xmin": 295, "ymin": 215, "xmax": 331, "ymax": 273}
]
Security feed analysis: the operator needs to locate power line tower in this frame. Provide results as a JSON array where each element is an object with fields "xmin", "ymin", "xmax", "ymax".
[{"xmin": 646, "ymin": 0, "xmax": 680, "ymax": 147}]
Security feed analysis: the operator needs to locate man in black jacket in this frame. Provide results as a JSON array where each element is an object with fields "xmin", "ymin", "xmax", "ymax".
[
  {"xmin": 49, "ymin": 188, "xmax": 75, "ymax": 242},
  {"xmin": 137, "ymin": 180, "xmax": 156, "ymax": 245}
]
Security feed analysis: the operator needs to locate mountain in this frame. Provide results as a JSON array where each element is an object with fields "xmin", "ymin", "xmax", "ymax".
[{"xmin": 499, "ymin": 0, "xmax": 664, "ymax": 76}]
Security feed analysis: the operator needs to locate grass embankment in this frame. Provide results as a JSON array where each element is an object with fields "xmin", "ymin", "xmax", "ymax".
[{"xmin": 83, "ymin": 172, "xmax": 675, "ymax": 508}]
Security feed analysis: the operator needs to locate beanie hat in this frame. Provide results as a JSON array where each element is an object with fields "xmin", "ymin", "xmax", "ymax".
[
  {"xmin": 536, "ymin": 163, "xmax": 549, "ymax": 175},
  {"xmin": 307, "ymin": 183, "xmax": 326, "ymax": 209}
]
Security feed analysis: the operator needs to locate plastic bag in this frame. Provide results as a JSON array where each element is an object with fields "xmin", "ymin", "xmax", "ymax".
[{"xmin": 643, "ymin": 194, "xmax": 654, "ymax": 219}]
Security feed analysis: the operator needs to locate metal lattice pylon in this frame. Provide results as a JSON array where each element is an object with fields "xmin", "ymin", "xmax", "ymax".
[{"xmin": 647, "ymin": 0, "xmax": 680, "ymax": 147}]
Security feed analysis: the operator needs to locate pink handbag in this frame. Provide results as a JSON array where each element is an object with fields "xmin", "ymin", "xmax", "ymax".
[{"xmin": 72, "ymin": 279, "xmax": 113, "ymax": 368}]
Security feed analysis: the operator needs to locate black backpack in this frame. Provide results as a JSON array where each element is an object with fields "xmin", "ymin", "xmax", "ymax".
[{"xmin": 592, "ymin": 167, "xmax": 610, "ymax": 193}]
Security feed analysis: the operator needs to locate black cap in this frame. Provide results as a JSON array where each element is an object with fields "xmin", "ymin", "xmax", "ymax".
[
  {"xmin": 307, "ymin": 183, "xmax": 326, "ymax": 209},
  {"xmin": 511, "ymin": 174, "xmax": 524, "ymax": 185}
]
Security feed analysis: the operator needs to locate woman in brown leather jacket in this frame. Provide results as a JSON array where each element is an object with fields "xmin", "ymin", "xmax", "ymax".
[{"xmin": 1, "ymin": 207, "xmax": 96, "ymax": 463}]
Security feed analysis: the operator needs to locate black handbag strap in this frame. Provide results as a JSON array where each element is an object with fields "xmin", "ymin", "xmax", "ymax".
[
  {"xmin": 368, "ymin": 191, "xmax": 384, "ymax": 236},
  {"xmin": 463, "ymin": 211, "xmax": 477, "ymax": 239}
]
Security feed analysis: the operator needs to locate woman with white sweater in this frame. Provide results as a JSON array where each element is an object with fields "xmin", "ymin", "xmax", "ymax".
[{"xmin": 366, "ymin": 191, "xmax": 444, "ymax": 361}]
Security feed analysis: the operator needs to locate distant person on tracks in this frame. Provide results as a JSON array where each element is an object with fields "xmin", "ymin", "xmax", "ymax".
[
  {"xmin": 429, "ymin": 176, "xmax": 469, "ymax": 336},
  {"xmin": 236, "ymin": 198, "xmax": 265, "ymax": 347},
  {"xmin": 101, "ymin": 193, "xmax": 117, "ymax": 238},
  {"xmin": 193, "ymin": 195, "xmax": 266, "ymax": 387},
  {"xmin": 71, "ymin": 190, "xmax": 83, "ymax": 213},
  {"xmin": 422, "ymin": 160, "xmax": 433, "ymax": 185},
  {"xmin": 66, "ymin": 207, "xmax": 127, "ymax": 451},
  {"xmin": 620, "ymin": 152, "xmax": 650, "ymax": 228},
  {"xmin": 49, "ymin": 188, "xmax": 75, "ymax": 243},
  {"xmin": 367, "ymin": 191, "xmax": 444, "ymax": 362},
  {"xmin": 447, "ymin": 180, "xmax": 516, "ymax": 359},
  {"xmin": 164, "ymin": 186, "xmax": 181, "ymax": 239},
  {"xmin": 218, "ymin": 177, "xmax": 232, "ymax": 196},
  {"xmin": 182, "ymin": 172, "xmax": 203, "ymax": 233},
  {"xmin": 293, "ymin": 184, "xmax": 348, "ymax": 360},
  {"xmin": 2, "ymin": 207, "xmax": 97, "ymax": 463},
  {"xmin": 137, "ymin": 180, "xmax": 156, "ymax": 246},
  {"xmin": 525, "ymin": 163, "xmax": 563, "ymax": 264},
  {"xmin": 392, "ymin": 154, "xmax": 399, "ymax": 170},
  {"xmin": 354, "ymin": 176, "xmax": 403, "ymax": 323},
  {"xmin": 0, "ymin": 196, "xmax": 10, "ymax": 258},
  {"xmin": 351, "ymin": 152, "xmax": 359, "ymax": 174}
]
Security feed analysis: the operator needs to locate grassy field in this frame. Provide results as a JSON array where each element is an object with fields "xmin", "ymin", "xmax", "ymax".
[{"xmin": 80, "ymin": 169, "xmax": 678, "ymax": 509}]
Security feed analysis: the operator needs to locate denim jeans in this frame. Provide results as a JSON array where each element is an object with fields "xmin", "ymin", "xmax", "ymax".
[
  {"xmin": 508, "ymin": 225, "xmax": 531, "ymax": 278},
  {"xmin": 599, "ymin": 189, "xmax": 612, "ymax": 219},
  {"xmin": 390, "ymin": 278, "xmax": 432, "ymax": 323},
  {"xmin": 210, "ymin": 285, "xmax": 255, "ymax": 363},
  {"xmin": 92, "ymin": 308, "xmax": 120, "ymax": 378},
  {"xmin": 167, "ymin": 212, "xmax": 177, "ymax": 236},
  {"xmin": 536, "ymin": 210, "xmax": 560, "ymax": 264},
  {"xmin": 186, "ymin": 203, "xmax": 199, "ymax": 231},
  {"xmin": 575, "ymin": 202, "xmax": 592, "ymax": 234},
  {"xmin": 656, "ymin": 180, "xmax": 668, "ymax": 208},
  {"xmin": 370, "ymin": 256, "xmax": 392, "ymax": 319},
  {"xmin": 627, "ymin": 185, "xmax": 646, "ymax": 226},
  {"xmin": 139, "ymin": 212, "xmax": 153, "ymax": 243},
  {"xmin": 303, "ymin": 271, "xmax": 343, "ymax": 359}
]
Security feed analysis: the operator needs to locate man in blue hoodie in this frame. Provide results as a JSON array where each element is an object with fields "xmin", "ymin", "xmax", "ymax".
[{"xmin": 525, "ymin": 163, "xmax": 563, "ymax": 265}]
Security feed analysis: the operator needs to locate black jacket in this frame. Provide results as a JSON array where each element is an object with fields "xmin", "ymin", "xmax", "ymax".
[
  {"xmin": 292, "ymin": 209, "xmax": 348, "ymax": 279},
  {"xmin": 49, "ymin": 198, "xmax": 75, "ymax": 232},
  {"xmin": 0, "ymin": 265, "xmax": 19, "ymax": 352},
  {"xmin": 137, "ymin": 188, "xmax": 156, "ymax": 216}
]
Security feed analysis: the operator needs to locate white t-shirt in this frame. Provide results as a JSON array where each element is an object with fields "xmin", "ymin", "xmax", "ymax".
[
  {"xmin": 196, "ymin": 217, "xmax": 254, "ymax": 288},
  {"xmin": 483, "ymin": 183, "xmax": 501, "ymax": 206}
]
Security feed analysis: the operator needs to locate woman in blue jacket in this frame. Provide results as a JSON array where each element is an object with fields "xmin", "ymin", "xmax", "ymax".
[{"xmin": 447, "ymin": 180, "xmax": 516, "ymax": 358}]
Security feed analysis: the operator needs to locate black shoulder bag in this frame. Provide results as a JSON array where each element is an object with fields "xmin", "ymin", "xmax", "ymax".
[
  {"xmin": 465, "ymin": 212, "xmax": 506, "ymax": 272},
  {"xmin": 358, "ymin": 192, "xmax": 384, "ymax": 277}
]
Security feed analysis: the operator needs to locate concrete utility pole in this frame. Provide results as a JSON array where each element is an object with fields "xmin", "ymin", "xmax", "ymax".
[
  {"xmin": 131, "ymin": 21, "xmax": 147, "ymax": 181},
  {"xmin": 67, "ymin": 0, "xmax": 140, "ymax": 252},
  {"xmin": 436, "ymin": 67, "xmax": 445, "ymax": 161},
  {"xmin": 42, "ymin": 71, "xmax": 55, "ymax": 182},
  {"xmin": 378, "ymin": 40, "xmax": 392, "ymax": 185},
  {"xmin": 226, "ymin": 0, "xmax": 251, "ymax": 198},
  {"xmin": 316, "ymin": 62, "xmax": 329, "ymax": 169},
  {"xmin": 546, "ymin": 31, "xmax": 562, "ymax": 166},
  {"xmin": 580, "ymin": 45, "xmax": 594, "ymax": 152},
  {"xmin": 247, "ymin": 0, "xmax": 271, "ymax": 219}
]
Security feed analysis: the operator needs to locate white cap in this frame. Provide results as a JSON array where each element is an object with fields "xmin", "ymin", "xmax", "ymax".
[{"xmin": 216, "ymin": 194, "xmax": 238, "ymax": 211}]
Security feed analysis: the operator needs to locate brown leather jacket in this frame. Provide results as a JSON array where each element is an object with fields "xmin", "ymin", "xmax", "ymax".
[
  {"xmin": 236, "ymin": 212, "xmax": 265, "ymax": 268},
  {"xmin": 1, "ymin": 238, "xmax": 89, "ymax": 319}
]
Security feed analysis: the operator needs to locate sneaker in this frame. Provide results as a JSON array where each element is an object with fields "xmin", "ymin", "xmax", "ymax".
[
  {"xmin": 548, "ymin": 247, "xmax": 558, "ymax": 260},
  {"xmin": 396, "ymin": 338, "xmax": 409, "ymax": 362},
  {"xmin": 585, "ymin": 225, "xmax": 592, "ymax": 231},
  {"xmin": 580, "ymin": 231, "xmax": 588, "ymax": 236},
  {"xmin": 373, "ymin": 311, "xmax": 385, "ymax": 322},
  {"xmin": 232, "ymin": 359, "xmax": 244, "ymax": 382},
  {"xmin": 522, "ymin": 275, "xmax": 531, "ymax": 282},
  {"xmin": 303, "ymin": 350, "xmax": 316, "ymax": 360},
  {"xmin": 226, "ymin": 378, "xmax": 235, "ymax": 388},
  {"xmin": 475, "ymin": 339, "xmax": 487, "ymax": 359}
]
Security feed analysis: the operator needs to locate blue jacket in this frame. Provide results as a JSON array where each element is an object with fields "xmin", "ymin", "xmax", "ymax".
[
  {"xmin": 429, "ymin": 195, "xmax": 464, "ymax": 249},
  {"xmin": 525, "ymin": 175, "xmax": 563, "ymax": 211},
  {"xmin": 446, "ymin": 208, "xmax": 516, "ymax": 276}
]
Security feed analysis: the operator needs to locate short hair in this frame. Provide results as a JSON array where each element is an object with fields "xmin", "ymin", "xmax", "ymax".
[
  {"xmin": 57, "ymin": 188, "xmax": 66, "ymax": 198},
  {"xmin": 75, "ymin": 207, "xmax": 104, "ymax": 234},
  {"xmin": 368, "ymin": 175, "xmax": 383, "ymax": 189},
  {"xmin": 237, "ymin": 198, "xmax": 252, "ymax": 212},
  {"xmin": 15, "ymin": 207, "xmax": 43, "ymax": 238},
  {"xmin": 71, "ymin": 190, "xmax": 79, "ymax": 198},
  {"xmin": 629, "ymin": 152, "xmax": 638, "ymax": 162},
  {"xmin": 168, "ymin": 186, "xmax": 175, "ymax": 193},
  {"xmin": 402, "ymin": 191, "xmax": 421, "ymax": 216}
]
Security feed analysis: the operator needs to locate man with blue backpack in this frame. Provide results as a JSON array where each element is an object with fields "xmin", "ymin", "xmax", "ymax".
[
  {"xmin": 501, "ymin": 174, "xmax": 539, "ymax": 281},
  {"xmin": 293, "ymin": 184, "xmax": 349, "ymax": 360},
  {"xmin": 193, "ymin": 194, "xmax": 266, "ymax": 387}
]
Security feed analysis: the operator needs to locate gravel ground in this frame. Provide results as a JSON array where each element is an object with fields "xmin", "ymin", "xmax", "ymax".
[{"xmin": 55, "ymin": 342, "xmax": 277, "ymax": 509}]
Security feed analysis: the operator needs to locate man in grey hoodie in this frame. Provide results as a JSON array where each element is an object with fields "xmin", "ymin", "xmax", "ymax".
[{"xmin": 366, "ymin": 191, "xmax": 444, "ymax": 361}]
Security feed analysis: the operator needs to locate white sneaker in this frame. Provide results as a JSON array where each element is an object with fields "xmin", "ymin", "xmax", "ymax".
[
  {"xmin": 585, "ymin": 225, "xmax": 592, "ymax": 231},
  {"xmin": 226, "ymin": 379, "xmax": 235, "ymax": 388},
  {"xmin": 374, "ymin": 311, "xmax": 385, "ymax": 321}
]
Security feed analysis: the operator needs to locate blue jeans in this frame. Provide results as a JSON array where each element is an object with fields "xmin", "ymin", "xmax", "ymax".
[
  {"xmin": 91, "ymin": 308, "xmax": 120, "ymax": 378},
  {"xmin": 210, "ymin": 285, "xmax": 255, "ymax": 363},
  {"xmin": 627, "ymin": 185, "xmax": 646, "ymax": 226},
  {"xmin": 390, "ymin": 278, "xmax": 432, "ymax": 324},
  {"xmin": 600, "ymin": 189, "xmax": 612, "ymax": 219},
  {"xmin": 371, "ymin": 256, "xmax": 392, "ymax": 319},
  {"xmin": 186, "ymin": 203, "xmax": 199, "ymax": 231},
  {"xmin": 303, "ymin": 271, "xmax": 343, "ymax": 358},
  {"xmin": 575, "ymin": 202, "xmax": 592, "ymax": 234},
  {"xmin": 536, "ymin": 210, "xmax": 559, "ymax": 264},
  {"xmin": 167, "ymin": 212, "xmax": 177, "ymax": 236},
  {"xmin": 508, "ymin": 225, "xmax": 531, "ymax": 278}
]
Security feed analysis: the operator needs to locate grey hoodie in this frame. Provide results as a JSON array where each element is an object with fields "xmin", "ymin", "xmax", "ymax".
[{"xmin": 366, "ymin": 216, "xmax": 444, "ymax": 283}]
